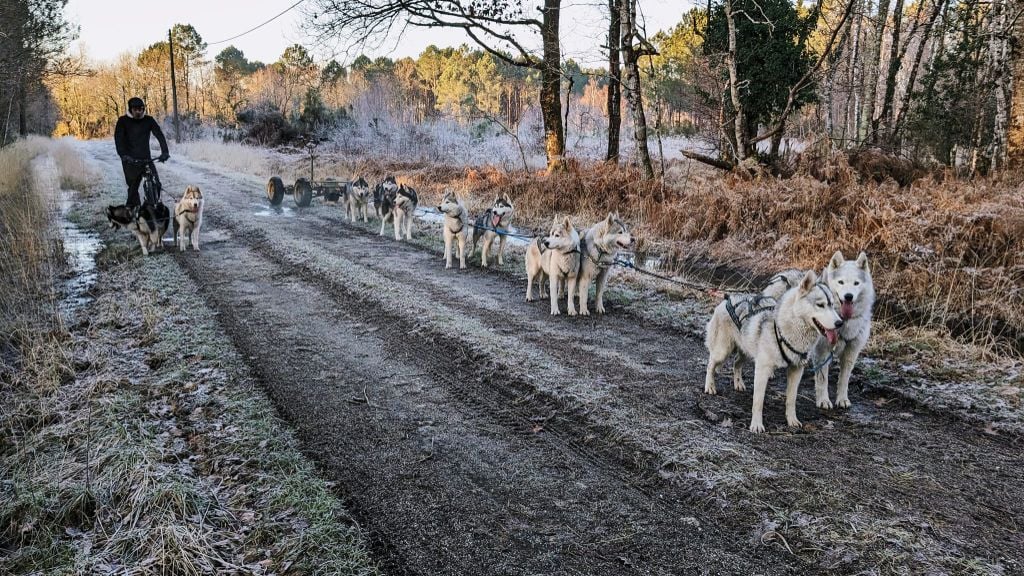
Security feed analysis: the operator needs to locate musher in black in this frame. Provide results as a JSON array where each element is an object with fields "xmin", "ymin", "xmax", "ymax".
[{"xmin": 114, "ymin": 97, "xmax": 169, "ymax": 206}]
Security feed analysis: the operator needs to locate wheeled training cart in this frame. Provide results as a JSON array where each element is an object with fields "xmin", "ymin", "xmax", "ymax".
[{"xmin": 265, "ymin": 140, "xmax": 350, "ymax": 207}]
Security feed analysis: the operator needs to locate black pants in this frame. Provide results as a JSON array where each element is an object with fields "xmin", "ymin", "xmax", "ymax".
[{"xmin": 122, "ymin": 161, "xmax": 161, "ymax": 206}]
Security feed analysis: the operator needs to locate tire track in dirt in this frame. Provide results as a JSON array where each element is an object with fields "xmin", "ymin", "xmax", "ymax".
[
  {"xmin": 173, "ymin": 214, "xmax": 796, "ymax": 575},
  {"xmin": 86, "ymin": 144, "xmax": 1024, "ymax": 573}
]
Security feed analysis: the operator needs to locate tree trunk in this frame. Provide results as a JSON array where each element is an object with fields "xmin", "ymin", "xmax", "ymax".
[
  {"xmin": 770, "ymin": 117, "xmax": 786, "ymax": 158},
  {"xmin": 606, "ymin": 0, "xmax": 621, "ymax": 163},
  {"xmin": 18, "ymin": 74, "xmax": 26, "ymax": 136},
  {"xmin": 620, "ymin": 0, "xmax": 654, "ymax": 179},
  {"xmin": 875, "ymin": 0, "xmax": 904, "ymax": 145},
  {"xmin": 891, "ymin": 0, "xmax": 945, "ymax": 149},
  {"xmin": 987, "ymin": 0, "xmax": 1012, "ymax": 170},
  {"xmin": 541, "ymin": 0, "xmax": 566, "ymax": 173},
  {"xmin": 1008, "ymin": 0, "xmax": 1024, "ymax": 167},
  {"xmin": 862, "ymin": 0, "xmax": 891, "ymax": 142},
  {"xmin": 845, "ymin": 0, "xmax": 863, "ymax": 147},
  {"xmin": 725, "ymin": 0, "xmax": 748, "ymax": 161}
]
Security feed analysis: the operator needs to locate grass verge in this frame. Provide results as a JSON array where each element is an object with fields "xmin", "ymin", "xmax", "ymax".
[{"xmin": 1, "ymin": 139, "xmax": 380, "ymax": 575}]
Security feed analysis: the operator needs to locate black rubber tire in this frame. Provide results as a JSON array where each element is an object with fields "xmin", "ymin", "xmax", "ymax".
[
  {"xmin": 267, "ymin": 176, "xmax": 285, "ymax": 205},
  {"xmin": 294, "ymin": 178, "xmax": 313, "ymax": 207}
]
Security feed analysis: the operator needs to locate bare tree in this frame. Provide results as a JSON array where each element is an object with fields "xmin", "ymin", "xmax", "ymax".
[
  {"xmin": 304, "ymin": 0, "xmax": 567, "ymax": 172},
  {"xmin": 619, "ymin": 0, "xmax": 656, "ymax": 178},
  {"xmin": 606, "ymin": 0, "xmax": 622, "ymax": 163}
]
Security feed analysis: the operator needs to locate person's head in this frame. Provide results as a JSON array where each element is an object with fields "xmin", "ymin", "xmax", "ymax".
[{"xmin": 128, "ymin": 97, "xmax": 145, "ymax": 119}]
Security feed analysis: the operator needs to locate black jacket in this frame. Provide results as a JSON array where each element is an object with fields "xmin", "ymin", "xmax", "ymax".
[{"xmin": 114, "ymin": 115, "xmax": 168, "ymax": 161}]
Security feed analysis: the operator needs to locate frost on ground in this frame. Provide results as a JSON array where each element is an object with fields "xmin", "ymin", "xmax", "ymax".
[{"xmin": 0, "ymin": 150, "xmax": 380, "ymax": 575}]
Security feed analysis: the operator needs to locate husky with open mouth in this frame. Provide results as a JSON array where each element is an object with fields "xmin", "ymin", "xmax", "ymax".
[
  {"xmin": 704, "ymin": 270, "xmax": 844, "ymax": 433},
  {"xmin": 760, "ymin": 251, "xmax": 875, "ymax": 410},
  {"xmin": 471, "ymin": 193, "xmax": 514, "ymax": 267}
]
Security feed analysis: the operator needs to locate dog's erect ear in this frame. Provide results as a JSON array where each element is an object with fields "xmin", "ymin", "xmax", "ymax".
[
  {"xmin": 606, "ymin": 212, "xmax": 615, "ymax": 225},
  {"xmin": 503, "ymin": 193, "xmax": 511, "ymax": 204},
  {"xmin": 799, "ymin": 270, "xmax": 817, "ymax": 295},
  {"xmin": 829, "ymin": 250, "xmax": 845, "ymax": 270},
  {"xmin": 856, "ymin": 251, "xmax": 870, "ymax": 273}
]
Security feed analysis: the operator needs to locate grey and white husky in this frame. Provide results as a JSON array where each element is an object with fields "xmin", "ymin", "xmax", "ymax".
[
  {"xmin": 471, "ymin": 193, "xmax": 514, "ymax": 267},
  {"xmin": 373, "ymin": 175, "xmax": 398, "ymax": 222},
  {"xmin": 437, "ymin": 189, "xmax": 469, "ymax": 269},
  {"xmin": 761, "ymin": 251, "xmax": 875, "ymax": 409},
  {"xmin": 347, "ymin": 177, "xmax": 371, "ymax": 223},
  {"xmin": 106, "ymin": 202, "xmax": 170, "ymax": 256},
  {"xmin": 525, "ymin": 216, "xmax": 581, "ymax": 316},
  {"xmin": 374, "ymin": 177, "xmax": 418, "ymax": 240},
  {"xmin": 576, "ymin": 212, "xmax": 634, "ymax": 315},
  {"xmin": 705, "ymin": 270, "xmax": 844, "ymax": 433}
]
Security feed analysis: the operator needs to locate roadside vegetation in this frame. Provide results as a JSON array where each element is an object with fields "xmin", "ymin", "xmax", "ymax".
[{"xmin": 0, "ymin": 141, "xmax": 379, "ymax": 575}]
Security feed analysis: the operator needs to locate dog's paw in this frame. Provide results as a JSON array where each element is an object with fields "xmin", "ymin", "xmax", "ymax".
[
  {"xmin": 704, "ymin": 384, "xmax": 718, "ymax": 395},
  {"xmin": 568, "ymin": 309, "xmax": 577, "ymax": 316},
  {"xmin": 817, "ymin": 398, "xmax": 833, "ymax": 409},
  {"xmin": 733, "ymin": 380, "xmax": 746, "ymax": 392},
  {"xmin": 749, "ymin": 420, "xmax": 766, "ymax": 434},
  {"xmin": 445, "ymin": 263, "xmax": 452, "ymax": 269},
  {"xmin": 550, "ymin": 309, "xmax": 560, "ymax": 316},
  {"xmin": 579, "ymin": 308, "xmax": 590, "ymax": 316},
  {"xmin": 836, "ymin": 397, "xmax": 851, "ymax": 409},
  {"xmin": 595, "ymin": 304, "xmax": 606, "ymax": 314},
  {"xmin": 787, "ymin": 416, "xmax": 803, "ymax": 429}
]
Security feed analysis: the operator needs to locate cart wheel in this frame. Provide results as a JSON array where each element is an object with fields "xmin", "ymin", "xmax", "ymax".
[
  {"xmin": 294, "ymin": 178, "xmax": 313, "ymax": 207},
  {"xmin": 267, "ymin": 176, "xmax": 285, "ymax": 205}
]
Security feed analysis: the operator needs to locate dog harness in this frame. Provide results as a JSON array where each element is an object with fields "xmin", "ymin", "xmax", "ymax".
[
  {"xmin": 772, "ymin": 283, "xmax": 836, "ymax": 372},
  {"xmin": 765, "ymin": 273, "xmax": 793, "ymax": 291},
  {"xmin": 724, "ymin": 294, "xmax": 777, "ymax": 329},
  {"xmin": 445, "ymin": 207, "xmax": 465, "ymax": 234},
  {"xmin": 578, "ymin": 235, "xmax": 613, "ymax": 269}
]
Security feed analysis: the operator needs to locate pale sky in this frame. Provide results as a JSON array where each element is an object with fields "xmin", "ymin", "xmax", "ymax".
[{"xmin": 64, "ymin": 0, "xmax": 692, "ymax": 68}]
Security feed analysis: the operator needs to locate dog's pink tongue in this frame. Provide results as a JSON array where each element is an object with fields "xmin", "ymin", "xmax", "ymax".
[
  {"xmin": 491, "ymin": 214, "xmax": 501, "ymax": 227},
  {"xmin": 825, "ymin": 328, "xmax": 838, "ymax": 346},
  {"xmin": 841, "ymin": 301, "xmax": 855, "ymax": 320}
]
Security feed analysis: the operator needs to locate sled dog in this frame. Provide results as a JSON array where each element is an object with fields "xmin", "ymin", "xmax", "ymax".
[
  {"xmin": 106, "ymin": 202, "xmax": 170, "ymax": 256},
  {"xmin": 471, "ymin": 193, "xmax": 514, "ymax": 267},
  {"xmin": 705, "ymin": 270, "xmax": 843, "ymax": 433},
  {"xmin": 438, "ymin": 189, "xmax": 469, "ymax": 269},
  {"xmin": 525, "ymin": 216, "xmax": 581, "ymax": 315},
  {"xmin": 173, "ymin": 185, "xmax": 204, "ymax": 252},
  {"xmin": 576, "ymin": 212, "xmax": 634, "ymax": 315}
]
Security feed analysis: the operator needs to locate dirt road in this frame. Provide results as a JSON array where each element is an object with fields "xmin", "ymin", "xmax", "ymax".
[{"xmin": 84, "ymin": 142, "xmax": 1022, "ymax": 575}]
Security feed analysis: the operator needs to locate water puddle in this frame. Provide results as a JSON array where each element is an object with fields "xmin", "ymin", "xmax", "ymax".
[
  {"xmin": 254, "ymin": 203, "xmax": 296, "ymax": 217},
  {"xmin": 56, "ymin": 189, "xmax": 101, "ymax": 321}
]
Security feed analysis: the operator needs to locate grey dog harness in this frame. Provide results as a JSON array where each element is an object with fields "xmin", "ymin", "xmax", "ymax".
[{"xmin": 772, "ymin": 283, "xmax": 836, "ymax": 371}]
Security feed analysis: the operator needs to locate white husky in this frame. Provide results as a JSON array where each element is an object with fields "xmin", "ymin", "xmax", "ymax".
[
  {"xmin": 437, "ymin": 189, "xmax": 469, "ymax": 269},
  {"xmin": 762, "ymin": 251, "xmax": 874, "ymax": 409},
  {"xmin": 576, "ymin": 213, "xmax": 634, "ymax": 315},
  {"xmin": 525, "ymin": 216, "xmax": 581, "ymax": 315},
  {"xmin": 705, "ymin": 270, "xmax": 843, "ymax": 433}
]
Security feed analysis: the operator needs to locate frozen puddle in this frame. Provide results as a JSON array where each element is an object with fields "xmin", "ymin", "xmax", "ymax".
[{"xmin": 57, "ymin": 188, "xmax": 101, "ymax": 321}]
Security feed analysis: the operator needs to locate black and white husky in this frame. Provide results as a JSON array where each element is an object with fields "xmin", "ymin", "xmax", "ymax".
[
  {"xmin": 471, "ymin": 193, "xmax": 514, "ymax": 267},
  {"xmin": 106, "ymin": 202, "xmax": 170, "ymax": 256},
  {"xmin": 374, "ymin": 176, "xmax": 417, "ymax": 241}
]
